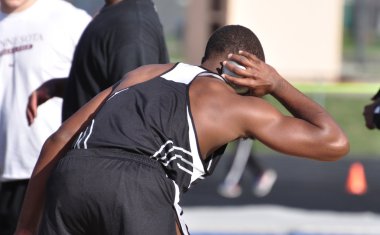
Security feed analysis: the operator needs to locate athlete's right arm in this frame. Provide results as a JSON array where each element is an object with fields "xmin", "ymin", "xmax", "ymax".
[
  {"xmin": 15, "ymin": 85, "xmax": 114, "ymax": 235},
  {"xmin": 223, "ymin": 51, "xmax": 350, "ymax": 161}
]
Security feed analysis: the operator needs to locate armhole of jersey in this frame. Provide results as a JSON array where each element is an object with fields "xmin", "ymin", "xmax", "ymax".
[
  {"xmin": 197, "ymin": 65, "xmax": 227, "ymax": 83},
  {"xmin": 186, "ymin": 69, "xmax": 228, "ymax": 176},
  {"xmin": 185, "ymin": 84, "xmax": 208, "ymax": 175},
  {"xmin": 197, "ymin": 71, "xmax": 226, "ymax": 83}
]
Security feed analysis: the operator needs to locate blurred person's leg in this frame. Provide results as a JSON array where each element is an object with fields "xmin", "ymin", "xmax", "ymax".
[
  {"xmin": 249, "ymin": 155, "xmax": 277, "ymax": 197},
  {"xmin": 218, "ymin": 138, "xmax": 253, "ymax": 198},
  {"xmin": 247, "ymin": 149, "xmax": 265, "ymax": 177},
  {"xmin": 0, "ymin": 180, "xmax": 28, "ymax": 235}
]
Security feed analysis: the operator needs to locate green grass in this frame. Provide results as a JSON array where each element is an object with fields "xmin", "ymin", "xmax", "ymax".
[
  {"xmin": 322, "ymin": 93, "xmax": 380, "ymax": 156},
  {"xmin": 166, "ymin": 34, "xmax": 185, "ymax": 63},
  {"xmin": 252, "ymin": 82, "xmax": 380, "ymax": 158},
  {"xmin": 294, "ymin": 82, "xmax": 380, "ymax": 94}
]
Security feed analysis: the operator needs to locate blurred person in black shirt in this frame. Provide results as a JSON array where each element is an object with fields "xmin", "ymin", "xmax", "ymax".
[{"xmin": 363, "ymin": 89, "xmax": 380, "ymax": 129}]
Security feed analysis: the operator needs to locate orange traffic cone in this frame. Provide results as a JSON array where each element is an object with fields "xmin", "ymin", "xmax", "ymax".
[{"xmin": 346, "ymin": 161, "xmax": 367, "ymax": 195}]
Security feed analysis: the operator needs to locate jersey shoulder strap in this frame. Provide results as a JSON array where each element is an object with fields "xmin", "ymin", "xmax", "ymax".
[{"xmin": 161, "ymin": 63, "xmax": 225, "ymax": 84}]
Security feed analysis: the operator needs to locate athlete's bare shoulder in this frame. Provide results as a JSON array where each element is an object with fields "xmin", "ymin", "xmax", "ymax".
[
  {"xmin": 189, "ymin": 75, "xmax": 261, "ymax": 157},
  {"xmin": 115, "ymin": 63, "xmax": 176, "ymax": 91}
]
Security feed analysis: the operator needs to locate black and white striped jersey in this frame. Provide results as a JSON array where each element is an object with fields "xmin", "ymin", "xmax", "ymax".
[{"xmin": 72, "ymin": 63, "xmax": 227, "ymax": 193}]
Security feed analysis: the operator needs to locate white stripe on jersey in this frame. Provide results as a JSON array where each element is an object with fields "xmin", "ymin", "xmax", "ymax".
[
  {"xmin": 107, "ymin": 88, "xmax": 129, "ymax": 101},
  {"xmin": 73, "ymin": 119, "xmax": 95, "ymax": 149},
  {"xmin": 172, "ymin": 181, "xmax": 189, "ymax": 235},
  {"xmin": 155, "ymin": 146, "xmax": 192, "ymax": 161},
  {"xmin": 74, "ymin": 132, "xmax": 85, "ymax": 149},
  {"xmin": 83, "ymin": 119, "xmax": 95, "ymax": 149},
  {"xmin": 150, "ymin": 143, "xmax": 205, "ymax": 180},
  {"xmin": 151, "ymin": 140, "xmax": 173, "ymax": 158},
  {"xmin": 186, "ymin": 107, "xmax": 205, "ymax": 186},
  {"xmin": 207, "ymin": 159, "xmax": 213, "ymax": 172},
  {"xmin": 177, "ymin": 163, "xmax": 194, "ymax": 176}
]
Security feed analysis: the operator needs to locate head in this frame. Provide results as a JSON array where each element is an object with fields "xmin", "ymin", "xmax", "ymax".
[
  {"xmin": 0, "ymin": 0, "xmax": 36, "ymax": 13},
  {"xmin": 201, "ymin": 25, "xmax": 265, "ymax": 67}
]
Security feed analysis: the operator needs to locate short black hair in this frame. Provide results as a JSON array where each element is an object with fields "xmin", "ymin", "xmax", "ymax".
[{"xmin": 202, "ymin": 25, "xmax": 265, "ymax": 63}]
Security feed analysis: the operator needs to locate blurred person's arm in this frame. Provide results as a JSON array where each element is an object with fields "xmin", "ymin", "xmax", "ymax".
[
  {"xmin": 363, "ymin": 88, "xmax": 380, "ymax": 129},
  {"xmin": 26, "ymin": 78, "xmax": 67, "ymax": 125},
  {"xmin": 371, "ymin": 89, "xmax": 380, "ymax": 100}
]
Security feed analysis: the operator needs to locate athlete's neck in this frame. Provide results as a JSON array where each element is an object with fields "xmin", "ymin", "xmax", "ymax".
[{"xmin": 200, "ymin": 60, "xmax": 223, "ymax": 75}]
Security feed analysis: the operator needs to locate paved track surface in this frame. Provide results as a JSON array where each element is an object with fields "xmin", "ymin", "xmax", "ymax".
[
  {"xmin": 182, "ymin": 153, "xmax": 380, "ymax": 212},
  {"xmin": 181, "ymin": 153, "xmax": 380, "ymax": 235},
  {"xmin": 183, "ymin": 205, "xmax": 380, "ymax": 235}
]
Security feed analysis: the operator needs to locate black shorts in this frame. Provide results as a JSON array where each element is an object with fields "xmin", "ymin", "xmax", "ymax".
[
  {"xmin": 39, "ymin": 149, "xmax": 188, "ymax": 235},
  {"xmin": 0, "ymin": 179, "xmax": 29, "ymax": 235}
]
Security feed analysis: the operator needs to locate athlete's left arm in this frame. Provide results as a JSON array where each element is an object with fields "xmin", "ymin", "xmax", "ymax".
[
  {"xmin": 15, "ymin": 63, "xmax": 172, "ymax": 234},
  {"xmin": 15, "ymin": 85, "xmax": 114, "ymax": 235}
]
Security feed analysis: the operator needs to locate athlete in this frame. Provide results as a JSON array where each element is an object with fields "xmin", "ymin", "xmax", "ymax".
[{"xmin": 15, "ymin": 25, "xmax": 349, "ymax": 235}]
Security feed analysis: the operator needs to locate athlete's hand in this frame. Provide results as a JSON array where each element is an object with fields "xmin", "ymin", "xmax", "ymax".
[{"xmin": 222, "ymin": 51, "xmax": 284, "ymax": 97}]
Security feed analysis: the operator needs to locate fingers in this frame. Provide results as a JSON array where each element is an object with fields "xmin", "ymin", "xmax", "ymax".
[
  {"xmin": 26, "ymin": 92, "xmax": 38, "ymax": 126},
  {"xmin": 222, "ymin": 60, "xmax": 252, "ymax": 78},
  {"xmin": 225, "ymin": 51, "xmax": 264, "ymax": 75},
  {"xmin": 222, "ymin": 60, "xmax": 255, "ymax": 87},
  {"xmin": 26, "ymin": 109, "xmax": 34, "ymax": 126},
  {"xmin": 227, "ymin": 51, "xmax": 262, "ymax": 66},
  {"xmin": 222, "ymin": 73, "xmax": 247, "ymax": 87},
  {"xmin": 227, "ymin": 53, "xmax": 254, "ymax": 70},
  {"xmin": 222, "ymin": 51, "xmax": 277, "ymax": 97},
  {"xmin": 222, "ymin": 52, "xmax": 266, "ymax": 92},
  {"xmin": 238, "ymin": 50, "xmax": 262, "ymax": 64},
  {"xmin": 222, "ymin": 72, "xmax": 269, "ymax": 89}
]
